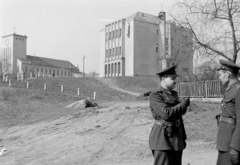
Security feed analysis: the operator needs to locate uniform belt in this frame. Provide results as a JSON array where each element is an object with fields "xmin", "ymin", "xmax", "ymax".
[
  {"xmin": 154, "ymin": 119, "xmax": 180, "ymax": 127},
  {"xmin": 220, "ymin": 116, "xmax": 235, "ymax": 124}
]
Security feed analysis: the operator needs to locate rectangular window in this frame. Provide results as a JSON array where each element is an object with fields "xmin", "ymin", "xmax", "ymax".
[
  {"xmin": 156, "ymin": 47, "xmax": 159, "ymax": 52},
  {"xmin": 115, "ymin": 30, "xmax": 118, "ymax": 38},
  {"xmin": 165, "ymin": 38, "xmax": 169, "ymax": 47},
  {"xmin": 69, "ymin": 71, "xmax": 70, "ymax": 76},
  {"xmin": 61, "ymin": 70, "xmax": 62, "ymax": 76},
  {"xmin": 65, "ymin": 70, "xmax": 66, "ymax": 76},
  {"xmin": 106, "ymin": 50, "xmax": 108, "ymax": 57},
  {"xmin": 106, "ymin": 33, "xmax": 108, "ymax": 42},
  {"xmin": 37, "ymin": 68, "xmax": 39, "ymax": 72},
  {"xmin": 41, "ymin": 68, "xmax": 43, "ymax": 72},
  {"xmin": 116, "ymin": 47, "xmax": 118, "ymax": 55},
  {"xmin": 109, "ymin": 49, "xmax": 111, "ymax": 57},
  {"xmin": 112, "ymin": 48, "xmax": 114, "ymax": 56},
  {"xmin": 50, "ymin": 69, "xmax": 51, "ymax": 74},
  {"xmin": 119, "ymin": 47, "xmax": 121, "ymax": 55},
  {"xmin": 46, "ymin": 68, "xmax": 47, "ymax": 74},
  {"xmin": 112, "ymin": 31, "xmax": 115, "ymax": 39},
  {"xmin": 109, "ymin": 32, "xmax": 111, "ymax": 40},
  {"xmin": 127, "ymin": 24, "xmax": 130, "ymax": 37},
  {"xmin": 25, "ymin": 66, "xmax": 27, "ymax": 72},
  {"xmin": 119, "ymin": 29, "xmax": 121, "ymax": 37},
  {"xmin": 157, "ymin": 30, "xmax": 159, "ymax": 35}
]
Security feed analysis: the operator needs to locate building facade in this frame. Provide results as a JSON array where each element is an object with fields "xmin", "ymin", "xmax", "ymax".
[
  {"xmin": 99, "ymin": 12, "xmax": 193, "ymax": 80},
  {"xmin": 1, "ymin": 33, "xmax": 81, "ymax": 79}
]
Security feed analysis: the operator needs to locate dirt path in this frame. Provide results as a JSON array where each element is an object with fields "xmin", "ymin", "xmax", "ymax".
[
  {"xmin": 95, "ymin": 77, "xmax": 141, "ymax": 96},
  {"xmin": 0, "ymin": 101, "xmax": 218, "ymax": 165}
]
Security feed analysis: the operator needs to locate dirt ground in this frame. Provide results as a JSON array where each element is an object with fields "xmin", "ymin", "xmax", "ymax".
[{"xmin": 0, "ymin": 87, "xmax": 220, "ymax": 165}]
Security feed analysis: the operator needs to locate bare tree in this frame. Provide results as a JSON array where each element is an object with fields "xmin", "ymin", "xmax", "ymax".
[
  {"xmin": 194, "ymin": 59, "xmax": 219, "ymax": 80},
  {"xmin": 170, "ymin": 0, "xmax": 240, "ymax": 63},
  {"xmin": 0, "ymin": 49, "xmax": 12, "ymax": 76}
]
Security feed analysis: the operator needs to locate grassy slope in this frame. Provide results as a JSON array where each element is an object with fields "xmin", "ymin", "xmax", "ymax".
[{"xmin": 9, "ymin": 77, "xmax": 136, "ymax": 101}]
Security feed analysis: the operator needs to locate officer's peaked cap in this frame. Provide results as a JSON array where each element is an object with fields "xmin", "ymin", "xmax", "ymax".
[
  {"xmin": 156, "ymin": 64, "xmax": 178, "ymax": 77},
  {"xmin": 217, "ymin": 59, "xmax": 240, "ymax": 73}
]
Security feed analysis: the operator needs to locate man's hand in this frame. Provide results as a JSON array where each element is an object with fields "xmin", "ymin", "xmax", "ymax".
[
  {"xmin": 230, "ymin": 148, "xmax": 239, "ymax": 164},
  {"xmin": 182, "ymin": 97, "xmax": 190, "ymax": 107}
]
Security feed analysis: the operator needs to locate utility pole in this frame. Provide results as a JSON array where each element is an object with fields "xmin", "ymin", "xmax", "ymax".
[
  {"xmin": 83, "ymin": 55, "xmax": 85, "ymax": 77},
  {"xmin": 158, "ymin": 11, "xmax": 166, "ymax": 69}
]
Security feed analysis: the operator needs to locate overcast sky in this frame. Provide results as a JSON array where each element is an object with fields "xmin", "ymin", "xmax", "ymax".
[{"xmin": 0, "ymin": 0, "xmax": 176, "ymax": 73}]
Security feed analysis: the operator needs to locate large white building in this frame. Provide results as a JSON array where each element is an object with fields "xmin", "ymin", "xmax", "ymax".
[
  {"xmin": 0, "ymin": 33, "xmax": 81, "ymax": 79},
  {"xmin": 99, "ymin": 11, "xmax": 193, "ymax": 80}
]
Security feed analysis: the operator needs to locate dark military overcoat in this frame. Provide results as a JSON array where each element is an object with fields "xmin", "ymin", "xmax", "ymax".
[
  {"xmin": 149, "ymin": 86, "xmax": 187, "ymax": 151},
  {"xmin": 217, "ymin": 81, "xmax": 240, "ymax": 152}
]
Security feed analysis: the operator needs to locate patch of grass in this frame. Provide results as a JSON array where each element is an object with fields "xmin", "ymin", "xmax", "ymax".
[{"xmin": 1, "ymin": 89, "xmax": 13, "ymax": 100}]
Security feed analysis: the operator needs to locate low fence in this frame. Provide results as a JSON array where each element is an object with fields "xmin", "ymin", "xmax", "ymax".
[
  {"xmin": 1, "ymin": 77, "xmax": 223, "ymax": 98},
  {"xmin": 175, "ymin": 80, "xmax": 223, "ymax": 98}
]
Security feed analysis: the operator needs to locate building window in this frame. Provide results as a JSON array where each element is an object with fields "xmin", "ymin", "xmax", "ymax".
[
  {"xmin": 41, "ymin": 68, "xmax": 43, "ymax": 72},
  {"xmin": 105, "ymin": 65, "xmax": 107, "ymax": 76},
  {"xmin": 69, "ymin": 71, "xmax": 70, "ymax": 76},
  {"xmin": 106, "ymin": 50, "xmax": 108, "ymax": 57},
  {"xmin": 165, "ymin": 38, "xmax": 169, "ymax": 47},
  {"xmin": 37, "ymin": 68, "xmax": 39, "ymax": 72},
  {"xmin": 109, "ymin": 49, "xmax": 111, "ymax": 57},
  {"xmin": 57, "ymin": 70, "xmax": 59, "ymax": 75},
  {"xmin": 119, "ymin": 47, "xmax": 121, "ymax": 55},
  {"xmin": 112, "ymin": 48, "xmax": 114, "ymax": 56},
  {"xmin": 116, "ymin": 47, "xmax": 118, "ymax": 55},
  {"xmin": 25, "ymin": 66, "xmax": 27, "ymax": 72},
  {"xmin": 106, "ymin": 33, "xmax": 108, "ymax": 42},
  {"xmin": 46, "ymin": 68, "xmax": 47, "ymax": 74},
  {"xmin": 118, "ymin": 62, "xmax": 121, "ymax": 74},
  {"xmin": 119, "ymin": 29, "xmax": 121, "ymax": 37},
  {"xmin": 65, "ymin": 70, "xmax": 66, "ymax": 76},
  {"xmin": 112, "ymin": 31, "xmax": 115, "ymax": 39},
  {"xmin": 50, "ymin": 69, "xmax": 51, "ymax": 74},
  {"xmin": 61, "ymin": 70, "xmax": 62, "ymax": 75},
  {"xmin": 127, "ymin": 24, "xmax": 130, "ymax": 38},
  {"xmin": 157, "ymin": 30, "xmax": 159, "ymax": 35},
  {"xmin": 109, "ymin": 32, "xmax": 111, "ymax": 40},
  {"xmin": 156, "ymin": 47, "xmax": 159, "ymax": 52}
]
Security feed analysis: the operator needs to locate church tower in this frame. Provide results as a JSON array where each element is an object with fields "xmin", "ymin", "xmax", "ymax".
[{"xmin": 1, "ymin": 33, "xmax": 27, "ymax": 74}]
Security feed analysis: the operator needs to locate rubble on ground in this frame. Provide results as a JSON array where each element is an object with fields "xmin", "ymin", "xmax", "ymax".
[{"xmin": 65, "ymin": 98, "xmax": 98, "ymax": 109}]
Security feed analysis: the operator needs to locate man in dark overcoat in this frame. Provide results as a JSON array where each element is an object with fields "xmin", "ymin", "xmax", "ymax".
[
  {"xmin": 149, "ymin": 64, "xmax": 190, "ymax": 165},
  {"xmin": 216, "ymin": 59, "xmax": 240, "ymax": 165}
]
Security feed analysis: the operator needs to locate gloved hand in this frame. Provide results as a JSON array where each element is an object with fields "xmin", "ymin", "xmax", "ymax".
[
  {"xmin": 230, "ymin": 148, "xmax": 239, "ymax": 164},
  {"xmin": 181, "ymin": 97, "xmax": 190, "ymax": 107}
]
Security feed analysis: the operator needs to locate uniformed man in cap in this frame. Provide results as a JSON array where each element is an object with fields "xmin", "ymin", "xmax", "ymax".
[
  {"xmin": 216, "ymin": 59, "xmax": 240, "ymax": 165},
  {"xmin": 149, "ymin": 64, "xmax": 190, "ymax": 165}
]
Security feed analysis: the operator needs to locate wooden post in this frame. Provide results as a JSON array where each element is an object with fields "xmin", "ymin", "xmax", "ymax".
[
  {"xmin": 205, "ymin": 81, "xmax": 208, "ymax": 98},
  {"xmin": 77, "ymin": 88, "xmax": 80, "ymax": 96},
  {"xmin": 44, "ymin": 83, "xmax": 46, "ymax": 90},
  {"xmin": 93, "ymin": 91, "xmax": 96, "ymax": 100},
  {"xmin": 61, "ymin": 85, "xmax": 63, "ymax": 93},
  {"xmin": 27, "ymin": 82, "xmax": 29, "ymax": 89}
]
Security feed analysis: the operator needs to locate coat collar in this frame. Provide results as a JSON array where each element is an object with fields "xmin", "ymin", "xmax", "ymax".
[
  {"xmin": 157, "ymin": 85, "xmax": 174, "ymax": 95},
  {"xmin": 225, "ymin": 80, "xmax": 240, "ymax": 92}
]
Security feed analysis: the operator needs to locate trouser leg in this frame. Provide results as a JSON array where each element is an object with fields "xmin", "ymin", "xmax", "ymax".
[
  {"xmin": 216, "ymin": 151, "xmax": 238, "ymax": 165},
  {"xmin": 152, "ymin": 150, "xmax": 183, "ymax": 165}
]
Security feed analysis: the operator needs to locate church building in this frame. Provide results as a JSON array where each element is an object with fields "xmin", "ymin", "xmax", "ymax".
[{"xmin": 0, "ymin": 33, "xmax": 81, "ymax": 79}]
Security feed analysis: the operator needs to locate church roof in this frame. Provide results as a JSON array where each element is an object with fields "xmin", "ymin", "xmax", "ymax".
[{"xmin": 24, "ymin": 55, "xmax": 80, "ymax": 73}]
